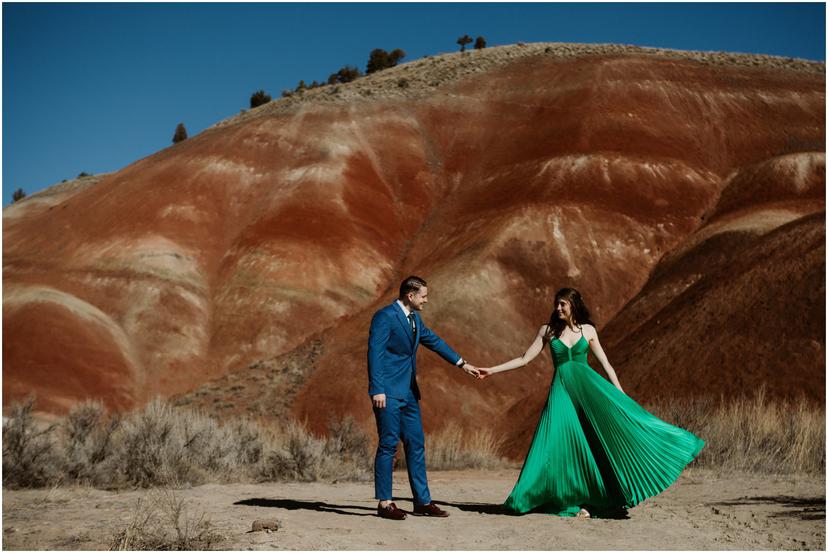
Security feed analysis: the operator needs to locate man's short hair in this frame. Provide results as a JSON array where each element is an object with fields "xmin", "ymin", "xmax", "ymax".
[{"xmin": 399, "ymin": 275, "xmax": 427, "ymax": 299}]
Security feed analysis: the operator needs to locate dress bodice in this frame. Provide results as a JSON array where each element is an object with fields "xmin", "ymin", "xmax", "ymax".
[{"xmin": 550, "ymin": 335, "xmax": 590, "ymax": 367}]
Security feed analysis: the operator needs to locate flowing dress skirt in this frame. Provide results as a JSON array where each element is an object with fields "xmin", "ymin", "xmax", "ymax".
[{"xmin": 503, "ymin": 338, "xmax": 705, "ymax": 517}]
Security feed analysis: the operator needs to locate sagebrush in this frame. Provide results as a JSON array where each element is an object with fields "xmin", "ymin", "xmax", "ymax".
[
  {"xmin": 4, "ymin": 387, "xmax": 822, "ymax": 490},
  {"xmin": 2, "ymin": 398, "xmax": 372, "ymax": 489}
]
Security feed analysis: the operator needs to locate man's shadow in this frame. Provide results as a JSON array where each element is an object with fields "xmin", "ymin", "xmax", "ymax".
[
  {"xmin": 235, "ymin": 497, "xmax": 510, "ymax": 517},
  {"xmin": 235, "ymin": 498, "xmax": 375, "ymax": 517}
]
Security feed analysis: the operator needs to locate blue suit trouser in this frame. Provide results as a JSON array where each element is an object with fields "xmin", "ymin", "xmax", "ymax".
[{"xmin": 372, "ymin": 389, "xmax": 431, "ymax": 505}]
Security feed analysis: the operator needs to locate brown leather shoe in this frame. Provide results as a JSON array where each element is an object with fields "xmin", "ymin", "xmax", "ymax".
[
  {"xmin": 413, "ymin": 502, "xmax": 449, "ymax": 517},
  {"xmin": 377, "ymin": 502, "xmax": 407, "ymax": 520}
]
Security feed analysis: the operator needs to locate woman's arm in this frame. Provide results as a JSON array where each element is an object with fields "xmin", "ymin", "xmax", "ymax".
[
  {"xmin": 584, "ymin": 325, "xmax": 624, "ymax": 393},
  {"xmin": 478, "ymin": 326, "xmax": 549, "ymax": 378}
]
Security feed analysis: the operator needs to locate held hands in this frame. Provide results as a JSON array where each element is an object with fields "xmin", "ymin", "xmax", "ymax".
[
  {"xmin": 463, "ymin": 363, "xmax": 495, "ymax": 380},
  {"xmin": 476, "ymin": 368, "xmax": 494, "ymax": 380},
  {"xmin": 461, "ymin": 362, "xmax": 480, "ymax": 378}
]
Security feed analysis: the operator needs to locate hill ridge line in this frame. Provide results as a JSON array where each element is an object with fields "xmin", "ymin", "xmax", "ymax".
[{"xmin": 209, "ymin": 41, "xmax": 825, "ymax": 130}]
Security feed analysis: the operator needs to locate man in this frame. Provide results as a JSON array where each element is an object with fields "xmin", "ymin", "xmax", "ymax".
[{"xmin": 367, "ymin": 275, "xmax": 479, "ymax": 520}]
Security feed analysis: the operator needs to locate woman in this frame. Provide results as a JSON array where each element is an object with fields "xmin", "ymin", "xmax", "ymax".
[{"xmin": 477, "ymin": 287, "xmax": 705, "ymax": 518}]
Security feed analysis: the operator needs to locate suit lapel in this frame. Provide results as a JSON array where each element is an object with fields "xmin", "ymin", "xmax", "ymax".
[{"xmin": 391, "ymin": 302, "xmax": 415, "ymax": 345}]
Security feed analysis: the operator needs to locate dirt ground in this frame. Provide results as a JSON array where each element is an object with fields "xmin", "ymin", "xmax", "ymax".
[{"xmin": 2, "ymin": 467, "xmax": 824, "ymax": 550}]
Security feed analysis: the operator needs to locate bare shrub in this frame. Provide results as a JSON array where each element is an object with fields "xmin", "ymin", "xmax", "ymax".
[
  {"xmin": 61, "ymin": 400, "xmax": 120, "ymax": 485},
  {"xmin": 112, "ymin": 398, "xmax": 264, "ymax": 487},
  {"xmin": 2, "ymin": 397, "xmax": 59, "ymax": 488},
  {"xmin": 325, "ymin": 415, "xmax": 370, "ymax": 464},
  {"xmin": 227, "ymin": 418, "xmax": 265, "ymax": 466},
  {"xmin": 322, "ymin": 416, "xmax": 372, "ymax": 481},
  {"xmin": 258, "ymin": 418, "xmax": 371, "ymax": 483},
  {"xmin": 115, "ymin": 398, "xmax": 196, "ymax": 487},
  {"xmin": 5, "ymin": 397, "xmax": 370, "ymax": 489},
  {"xmin": 258, "ymin": 449, "xmax": 293, "ymax": 482},
  {"xmin": 258, "ymin": 421, "xmax": 323, "ymax": 482},
  {"xmin": 23, "ymin": 398, "xmax": 256, "ymax": 489},
  {"xmin": 110, "ymin": 487, "xmax": 224, "ymax": 550}
]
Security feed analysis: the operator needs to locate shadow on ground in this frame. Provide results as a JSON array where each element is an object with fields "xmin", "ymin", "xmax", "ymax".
[
  {"xmin": 235, "ymin": 498, "xmax": 375, "ymax": 517},
  {"xmin": 711, "ymin": 495, "xmax": 826, "ymax": 521},
  {"xmin": 401, "ymin": 497, "xmax": 631, "ymax": 519}
]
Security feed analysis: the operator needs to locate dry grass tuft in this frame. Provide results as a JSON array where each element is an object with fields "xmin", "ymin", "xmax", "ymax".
[
  {"xmin": 644, "ymin": 385, "xmax": 824, "ymax": 475},
  {"xmin": 398, "ymin": 422, "xmax": 510, "ymax": 471},
  {"xmin": 109, "ymin": 487, "xmax": 224, "ymax": 550}
]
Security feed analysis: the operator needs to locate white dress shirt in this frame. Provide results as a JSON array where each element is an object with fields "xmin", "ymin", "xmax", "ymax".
[{"xmin": 396, "ymin": 299, "xmax": 465, "ymax": 367}]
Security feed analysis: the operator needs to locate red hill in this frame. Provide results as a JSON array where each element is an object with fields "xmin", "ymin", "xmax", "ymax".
[{"xmin": 4, "ymin": 44, "xmax": 824, "ymax": 457}]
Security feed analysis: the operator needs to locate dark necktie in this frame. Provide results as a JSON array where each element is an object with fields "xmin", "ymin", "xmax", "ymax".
[{"xmin": 407, "ymin": 313, "xmax": 416, "ymax": 334}]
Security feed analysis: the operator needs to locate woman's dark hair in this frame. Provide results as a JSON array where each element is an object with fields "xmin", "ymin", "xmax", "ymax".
[
  {"xmin": 543, "ymin": 287, "xmax": 596, "ymax": 341},
  {"xmin": 399, "ymin": 275, "xmax": 427, "ymax": 300}
]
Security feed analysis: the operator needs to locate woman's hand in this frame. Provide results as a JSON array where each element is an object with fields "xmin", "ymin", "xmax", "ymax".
[{"xmin": 477, "ymin": 368, "xmax": 495, "ymax": 380}]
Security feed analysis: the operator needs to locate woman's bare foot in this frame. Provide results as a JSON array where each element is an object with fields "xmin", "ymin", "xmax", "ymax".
[{"xmin": 576, "ymin": 507, "xmax": 591, "ymax": 518}]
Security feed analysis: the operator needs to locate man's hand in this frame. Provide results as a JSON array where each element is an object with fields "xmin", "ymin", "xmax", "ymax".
[
  {"xmin": 372, "ymin": 393, "xmax": 387, "ymax": 409},
  {"xmin": 461, "ymin": 363, "xmax": 480, "ymax": 378}
]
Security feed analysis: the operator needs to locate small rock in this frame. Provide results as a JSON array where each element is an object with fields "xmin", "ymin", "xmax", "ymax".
[{"xmin": 251, "ymin": 519, "xmax": 281, "ymax": 533}]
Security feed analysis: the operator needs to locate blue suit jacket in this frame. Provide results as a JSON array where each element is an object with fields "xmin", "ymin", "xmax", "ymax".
[{"xmin": 367, "ymin": 301, "xmax": 461, "ymax": 400}]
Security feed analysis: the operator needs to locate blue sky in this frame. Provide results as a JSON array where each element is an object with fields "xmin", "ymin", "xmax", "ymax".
[{"xmin": 3, "ymin": 2, "xmax": 825, "ymax": 206}]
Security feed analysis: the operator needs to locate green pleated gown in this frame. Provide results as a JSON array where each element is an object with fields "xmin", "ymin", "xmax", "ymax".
[{"xmin": 502, "ymin": 333, "xmax": 705, "ymax": 517}]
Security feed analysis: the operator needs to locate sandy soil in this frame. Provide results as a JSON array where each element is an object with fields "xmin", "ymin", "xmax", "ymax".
[{"xmin": 2, "ymin": 468, "xmax": 824, "ymax": 550}]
